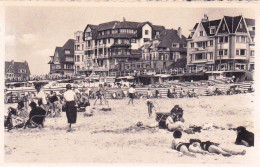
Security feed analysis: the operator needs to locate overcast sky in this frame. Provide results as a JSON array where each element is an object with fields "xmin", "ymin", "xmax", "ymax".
[{"xmin": 5, "ymin": 6, "xmax": 255, "ymax": 75}]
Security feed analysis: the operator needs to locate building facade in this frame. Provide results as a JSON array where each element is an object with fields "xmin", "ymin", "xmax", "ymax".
[
  {"xmin": 187, "ymin": 15, "xmax": 255, "ymax": 75},
  {"xmin": 75, "ymin": 19, "xmax": 165, "ymax": 76},
  {"xmin": 49, "ymin": 39, "xmax": 75, "ymax": 75},
  {"xmin": 5, "ymin": 60, "xmax": 31, "ymax": 81}
]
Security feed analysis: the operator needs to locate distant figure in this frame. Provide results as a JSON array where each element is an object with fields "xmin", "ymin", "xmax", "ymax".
[
  {"xmin": 147, "ymin": 88, "xmax": 153, "ymax": 99},
  {"xmin": 235, "ymin": 126, "xmax": 254, "ymax": 147},
  {"xmin": 128, "ymin": 85, "xmax": 136, "ymax": 105},
  {"xmin": 146, "ymin": 98, "xmax": 154, "ymax": 117},
  {"xmin": 34, "ymin": 84, "xmax": 47, "ymax": 110},
  {"xmin": 63, "ymin": 84, "xmax": 78, "ymax": 132},
  {"xmin": 94, "ymin": 85, "xmax": 103, "ymax": 105}
]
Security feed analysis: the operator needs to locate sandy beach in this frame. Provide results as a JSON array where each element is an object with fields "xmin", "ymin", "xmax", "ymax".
[{"xmin": 4, "ymin": 93, "xmax": 256, "ymax": 164}]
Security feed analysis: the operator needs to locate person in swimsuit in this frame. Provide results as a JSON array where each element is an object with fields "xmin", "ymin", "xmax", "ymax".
[
  {"xmin": 171, "ymin": 130, "xmax": 196, "ymax": 157},
  {"xmin": 189, "ymin": 139, "xmax": 246, "ymax": 156}
]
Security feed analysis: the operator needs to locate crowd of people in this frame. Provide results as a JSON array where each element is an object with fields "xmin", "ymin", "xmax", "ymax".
[{"xmin": 4, "ymin": 81, "xmax": 255, "ymax": 158}]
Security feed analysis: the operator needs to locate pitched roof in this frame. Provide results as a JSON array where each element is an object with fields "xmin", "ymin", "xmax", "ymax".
[
  {"xmin": 152, "ymin": 25, "xmax": 165, "ymax": 32},
  {"xmin": 157, "ymin": 29, "xmax": 187, "ymax": 52},
  {"xmin": 201, "ymin": 19, "xmax": 221, "ymax": 36},
  {"xmin": 245, "ymin": 18, "xmax": 255, "ymax": 26},
  {"xmin": 223, "ymin": 16, "xmax": 243, "ymax": 33},
  {"xmin": 97, "ymin": 21, "xmax": 119, "ymax": 31},
  {"xmin": 5, "ymin": 61, "xmax": 31, "ymax": 75},
  {"xmin": 88, "ymin": 24, "xmax": 98, "ymax": 29}
]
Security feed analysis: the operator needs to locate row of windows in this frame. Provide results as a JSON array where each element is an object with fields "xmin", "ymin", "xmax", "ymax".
[
  {"xmin": 98, "ymin": 29, "xmax": 137, "ymax": 36},
  {"xmin": 74, "ymin": 44, "xmax": 84, "ymax": 51},
  {"xmin": 190, "ymin": 52, "xmax": 213, "ymax": 61},
  {"xmin": 190, "ymin": 40, "xmax": 213, "ymax": 48},
  {"xmin": 74, "ymin": 55, "xmax": 85, "ymax": 62}
]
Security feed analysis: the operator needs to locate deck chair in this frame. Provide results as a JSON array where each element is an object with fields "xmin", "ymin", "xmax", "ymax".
[{"xmin": 29, "ymin": 111, "xmax": 48, "ymax": 128}]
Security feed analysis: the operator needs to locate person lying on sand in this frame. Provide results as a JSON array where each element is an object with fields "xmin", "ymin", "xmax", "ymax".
[
  {"xmin": 189, "ymin": 139, "xmax": 246, "ymax": 156},
  {"xmin": 235, "ymin": 126, "xmax": 254, "ymax": 147},
  {"xmin": 166, "ymin": 105, "xmax": 186, "ymax": 132},
  {"xmin": 171, "ymin": 130, "xmax": 196, "ymax": 157}
]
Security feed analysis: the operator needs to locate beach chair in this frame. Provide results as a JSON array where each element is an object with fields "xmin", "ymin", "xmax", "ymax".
[
  {"xmin": 155, "ymin": 112, "xmax": 171, "ymax": 129},
  {"xmin": 30, "ymin": 111, "xmax": 48, "ymax": 128}
]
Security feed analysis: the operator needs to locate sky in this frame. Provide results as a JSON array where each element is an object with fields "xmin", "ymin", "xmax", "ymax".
[{"xmin": 5, "ymin": 5, "xmax": 255, "ymax": 75}]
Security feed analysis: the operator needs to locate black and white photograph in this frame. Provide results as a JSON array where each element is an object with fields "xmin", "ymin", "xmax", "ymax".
[{"xmin": 2, "ymin": 1, "xmax": 259, "ymax": 165}]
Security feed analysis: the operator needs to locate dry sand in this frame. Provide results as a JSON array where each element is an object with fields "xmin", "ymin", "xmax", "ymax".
[{"xmin": 4, "ymin": 93, "xmax": 256, "ymax": 164}]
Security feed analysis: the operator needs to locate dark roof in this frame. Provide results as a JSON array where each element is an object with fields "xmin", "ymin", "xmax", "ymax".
[
  {"xmin": 201, "ymin": 19, "xmax": 221, "ymax": 36},
  {"xmin": 52, "ymin": 39, "xmax": 74, "ymax": 64},
  {"xmin": 5, "ymin": 61, "xmax": 31, "ymax": 75},
  {"xmin": 193, "ymin": 23, "xmax": 199, "ymax": 30},
  {"xmin": 169, "ymin": 58, "xmax": 187, "ymax": 69},
  {"xmin": 157, "ymin": 29, "xmax": 187, "ymax": 52},
  {"xmin": 152, "ymin": 25, "xmax": 165, "ymax": 32},
  {"xmin": 223, "ymin": 16, "xmax": 242, "ymax": 33},
  {"xmin": 88, "ymin": 24, "xmax": 98, "ymax": 29},
  {"xmin": 97, "ymin": 21, "xmax": 119, "ymax": 31},
  {"xmin": 245, "ymin": 18, "xmax": 255, "ymax": 26}
]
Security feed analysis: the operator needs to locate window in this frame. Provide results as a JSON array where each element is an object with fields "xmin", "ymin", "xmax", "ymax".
[
  {"xmin": 190, "ymin": 43, "xmax": 194, "ymax": 48},
  {"xmin": 145, "ymin": 30, "xmax": 149, "ymax": 35},
  {"xmin": 207, "ymin": 52, "xmax": 213, "ymax": 60},
  {"xmin": 144, "ymin": 38, "xmax": 150, "ymax": 42},
  {"xmin": 156, "ymin": 31, "xmax": 160, "ymax": 35},
  {"xmin": 236, "ymin": 36, "xmax": 240, "ymax": 43},
  {"xmin": 209, "ymin": 40, "xmax": 213, "ymax": 46},
  {"xmin": 76, "ymin": 36, "xmax": 80, "ymax": 42},
  {"xmin": 239, "ymin": 22, "xmax": 243, "ymax": 29},
  {"xmin": 224, "ymin": 36, "xmax": 228, "ymax": 43},
  {"xmin": 189, "ymin": 54, "xmax": 192, "ymax": 62},
  {"xmin": 219, "ymin": 49, "xmax": 228, "ymax": 56},
  {"xmin": 77, "ymin": 55, "xmax": 80, "ymax": 62},
  {"xmin": 82, "ymin": 55, "xmax": 84, "ymax": 62},
  {"xmin": 108, "ymin": 38, "xmax": 110, "ymax": 44},
  {"xmin": 240, "ymin": 49, "xmax": 246, "ymax": 56},
  {"xmin": 236, "ymin": 64, "xmax": 245, "ymax": 70},
  {"xmin": 236, "ymin": 49, "xmax": 239, "ymax": 55},
  {"xmin": 199, "ymin": 31, "xmax": 203, "ymax": 36},
  {"xmin": 251, "ymin": 50, "xmax": 255, "ymax": 57},
  {"xmin": 241, "ymin": 36, "xmax": 246, "ymax": 43},
  {"xmin": 172, "ymin": 43, "xmax": 179, "ymax": 48},
  {"xmin": 65, "ymin": 49, "xmax": 71, "ymax": 54},
  {"xmin": 210, "ymin": 28, "xmax": 215, "ymax": 34},
  {"xmin": 131, "ymin": 39, "xmax": 136, "ymax": 43},
  {"xmin": 222, "ymin": 24, "xmax": 225, "ymax": 31},
  {"xmin": 219, "ymin": 36, "xmax": 224, "ymax": 43}
]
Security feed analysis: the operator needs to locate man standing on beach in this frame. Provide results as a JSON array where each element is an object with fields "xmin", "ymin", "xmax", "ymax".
[
  {"xmin": 128, "ymin": 85, "xmax": 135, "ymax": 105},
  {"xmin": 63, "ymin": 84, "xmax": 78, "ymax": 132}
]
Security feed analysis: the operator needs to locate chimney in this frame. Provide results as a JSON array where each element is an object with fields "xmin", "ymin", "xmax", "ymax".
[
  {"xmin": 201, "ymin": 14, "xmax": 209, "ymax": 22},
  {"xmin": 177, "ymin": 27, "xmax": 182, "ymax": 38},
  {"xmin": 123, "ymin": 17, "xmax": 126, "ymax": 22}
]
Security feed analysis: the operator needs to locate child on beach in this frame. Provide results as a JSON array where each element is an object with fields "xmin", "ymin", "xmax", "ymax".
[{"xmin": 146, "ymin": 98, "xmax": 154, "ymax": 117}]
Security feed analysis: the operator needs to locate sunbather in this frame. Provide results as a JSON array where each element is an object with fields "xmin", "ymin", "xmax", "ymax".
[{"xmin": 171, "ymin": 130, "xmax": 196, "ymax": 157}]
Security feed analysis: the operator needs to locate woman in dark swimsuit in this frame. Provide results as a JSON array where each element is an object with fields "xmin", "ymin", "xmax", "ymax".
[{"xmin": 189, "ymin": 139, "xmax": 246, "ymax": 156}]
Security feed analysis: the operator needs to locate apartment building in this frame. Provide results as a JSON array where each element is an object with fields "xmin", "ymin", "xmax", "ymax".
[
  {"xmin": 5, "ymin": 60, "xmax": 31, "ymax": 81},
  {"xmin": 140, "ymin": 28, "xmax": 187, "ymax": 73},
  {"xmin": 49, "ymin": 39, "xmax": 75, "ymax": 75},
  {"xmin": 187, "ymin": 15, "xmax": 255, "ymax": 80},
  {"xmin": 75, "ymin": 19, "xmax": 165, "ymax": 76}
]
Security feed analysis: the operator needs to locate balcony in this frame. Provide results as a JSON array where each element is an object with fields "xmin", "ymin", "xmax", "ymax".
[
  {"xmin": 93, "ymin": 66, "xmax": 109, "ymax": 72},
  {"xmin": 216, "ymin": 55, "xmax": 229, "ymax": 60},
  {"xmin": 96, "ymin": 54, "xmax": 109, "ymax": 59}
]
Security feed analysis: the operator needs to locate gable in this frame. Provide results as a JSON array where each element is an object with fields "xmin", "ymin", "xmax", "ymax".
[
  {"xmin": 192, "ymin": 23, "xmax": 207, "ymax": 39},
  {"xmin": 236, "ymin": 18, "xmax": 247, "ymax": 33},
  {"xmin": 217, "ymin": 19, "xmax": 229, "ymax": 34},
  {"xmin": 6, "ymin": 65, "xmax": 14, "ymax": 73}
]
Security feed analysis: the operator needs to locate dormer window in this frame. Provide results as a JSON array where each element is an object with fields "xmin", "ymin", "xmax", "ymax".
[
  {"xmin": 222, "ymin": 24, "xmax": 225, "ymax": 31},
  {"xmin": 172, "ymin": 43, "xmax": 179, "ymax": 48},
  {"xmin": 240, "ymin": 22, "xmax": 243, "ymax": 29},
  {"xmin": 199, "ymin": 31, "xmax": 203, "ymax": 36},
  {"xmin": 65, "ymin": 49, "xmax": 71, "ymax": 55},
  {"xmin": 210, "ymin": 28, "xmax": 215, "ymax": 34}
]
